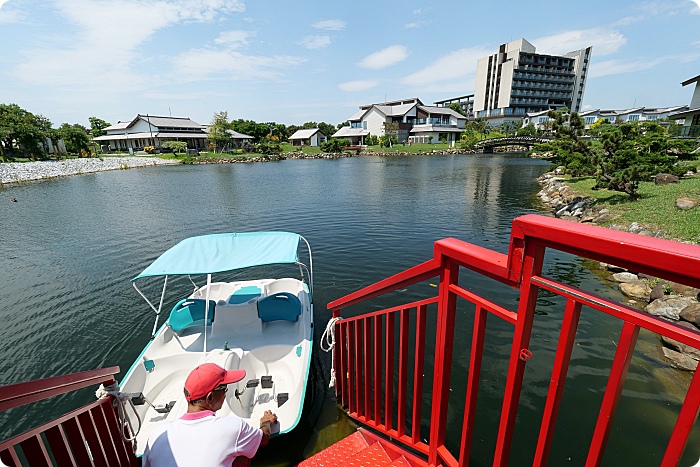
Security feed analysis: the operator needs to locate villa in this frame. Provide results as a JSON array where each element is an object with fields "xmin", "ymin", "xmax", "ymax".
[
  {"xmin": 93, "ymin": 115, "xmax": 209, "ymax": 152},
  {"xmin": 333, "ymin": 98, "xmax": 466, "ymax": 145},
  {"xmin": 288, "ymin": 128, "xmax": 327, "ymax": 147}
]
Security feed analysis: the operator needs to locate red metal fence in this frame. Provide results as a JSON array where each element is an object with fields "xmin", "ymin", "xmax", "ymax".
[
  {"xmin": 0, "ymin": 367, "xmax": 136, "ymax": 466},
  {"xmin": 328, "ymin": 214, "xmax": 700, "ymax": 466}
]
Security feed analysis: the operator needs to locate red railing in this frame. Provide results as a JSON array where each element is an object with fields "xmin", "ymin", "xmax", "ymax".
[
  {"xmin": 0, "ymin": 367, "xmax": 137, "ymax": 466},
  {"xmin": 328, "ymin": 214, "xmax": 700, "ymax": 466}
]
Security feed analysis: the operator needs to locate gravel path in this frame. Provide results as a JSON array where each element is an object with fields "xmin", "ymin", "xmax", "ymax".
[{"xmin": 0, "ymin": 157, "xmax": 180, "ymax": 184}]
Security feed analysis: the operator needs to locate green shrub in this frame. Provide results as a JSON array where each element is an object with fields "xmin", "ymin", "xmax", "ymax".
[{"xmin": 321, "ymin": 138, "xmax": 350, "ymax": 152}]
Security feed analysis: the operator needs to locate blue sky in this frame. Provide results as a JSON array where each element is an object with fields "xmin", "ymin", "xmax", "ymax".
[{"xmin": 0, "ymin": 0, "xmax": 699, "ymax": 128}]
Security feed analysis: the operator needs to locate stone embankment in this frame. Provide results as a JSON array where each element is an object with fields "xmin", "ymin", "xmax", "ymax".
[
  {"xmin": 0, "ymin": 157, "xmax": 179, "ymax": 184},
  {"xmin": 187, "ymin": 152, "xmax": 353, "ymax": 164},
  {"xmin": 603, "ymin": 266, "xmax": 700, "ymax": 371},
  {"xmin": 537, "ymin": 167, "xmax": 700, "ymax": 371}
]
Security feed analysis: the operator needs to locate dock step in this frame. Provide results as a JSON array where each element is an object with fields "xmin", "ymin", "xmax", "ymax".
[{"xmin": 298, "ymin": 430, "xmax": 417, "ymax": 467}]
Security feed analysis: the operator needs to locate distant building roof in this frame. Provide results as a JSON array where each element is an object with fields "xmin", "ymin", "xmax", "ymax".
[
  {"xmin": 333, "ymin": 127, "xmax": 370, "ymax": 138},
  {"xmin": 681, "ymin": 74, "xmax": 700, "ymax": 87},
  {"xmin": 433, "ymin": 95, "xmax": 474, "ymax": 105},
  {"xmin": 289, "ymin": 128, "xmax": 324, "ymax": 140},
  {"xmin": 418, "ymin": 105, "xmax": 466, "ymax": 118},
  {"xmin": 360, "ymin": 98, "xmax": 423, "ymax": 109},
  {"xmin": 227, "ymin": 129, "xmax": 253, "ymax": 139},
  {"xmin": 348, "ymin": 109, "xmax": 367, "ymax": 122},
  {"xmin": 374, "ymin": 103, "xmax": 417, "ymax": 117}
]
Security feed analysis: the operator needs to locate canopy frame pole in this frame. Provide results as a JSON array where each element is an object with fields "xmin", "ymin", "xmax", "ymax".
[
  {"xmin": 300, "ymin": 235, "xmax": 314, "ymax": 299},
  {"xmin": 203, "ymin": 274, "xmax": 211, "ymax": 356},
  {"xmin": 151, "ymin": 276, "xmax": 168, "ymax": 338}
]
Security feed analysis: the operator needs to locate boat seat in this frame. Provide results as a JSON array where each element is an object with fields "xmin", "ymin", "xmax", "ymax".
[
  {"xmin": 228, "ymin": 285, "xmax": 263, "ymax": 305},
  {"xmin": 257, "ymin": 293, "xmax": 301, "ymax": 323},
  {"xmin": 168, "ymin": 299, "xmax": 216, "ymax": 333}
]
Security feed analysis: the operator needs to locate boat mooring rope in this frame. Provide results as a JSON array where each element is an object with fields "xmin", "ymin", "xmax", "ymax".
[
  {"xmin": 320, "ymin": 317, "xmax": 342, "ymax": 388},
  {"xmin": 96, "ymin": 382, "xmax": 142, "ymax": 451}
]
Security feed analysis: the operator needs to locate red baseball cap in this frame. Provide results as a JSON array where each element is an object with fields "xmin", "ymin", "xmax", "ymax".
[{"xmin": 183, "ymin": 363, "xmax": 246, "ymax": 402}]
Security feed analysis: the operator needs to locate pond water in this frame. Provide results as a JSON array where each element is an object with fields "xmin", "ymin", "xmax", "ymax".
[{"xmin": 0, "ymin": 154, "xmax": 696, "ymax": 466}]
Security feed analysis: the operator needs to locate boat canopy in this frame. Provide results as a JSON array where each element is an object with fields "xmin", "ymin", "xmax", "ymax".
[{"xmin": 132, "ymin": 232, "xmax": 302, "ymax": 281}]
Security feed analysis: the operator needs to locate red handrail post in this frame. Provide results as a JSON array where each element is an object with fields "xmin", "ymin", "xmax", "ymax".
[
  {"xmin": 493, "ymin": 241, "xmax": 545, "ymax": 466},
  {"xmin": 586, "ymin": 321, "xmax": 640, "ymax": 466},
  {"xmin": 533, "ymin": 299, "xmax": 582, "ymax": 465},
  {"xmin": 428, "ymin": 258, "xmax": 460, "ymax": 466}
]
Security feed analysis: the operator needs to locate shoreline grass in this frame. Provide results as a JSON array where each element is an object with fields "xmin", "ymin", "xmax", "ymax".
[{"xmin": 564, "ymin": 174, "xmax": 700, "ymax": 243}]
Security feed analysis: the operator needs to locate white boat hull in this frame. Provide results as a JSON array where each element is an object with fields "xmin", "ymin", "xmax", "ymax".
[{"xmin": 120, "ymin": 278, "xmax": 313, "ymax": 456}]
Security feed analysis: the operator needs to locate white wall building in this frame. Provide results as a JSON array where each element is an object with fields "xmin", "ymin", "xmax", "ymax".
[
  {"xmin": 334, "ymin": 98, "xmax": 466, "ymax": 145},
  {"xmin": 669, "ymin": 74, "xmax": 700, "ymax": 138},
  {"xmin": 524, "ymin": 106, "xmax": 688, "ymax": 130},
  {"xmin": 94, "ymin": 115, "xmax": 208, "ymax": 152},
  {"xmin": 474, "ymin": 38, "xmax": 592, "ymax": 126},
  {"xmin": 288, "ymin": 128, "xmax": 327, "ymax": 147}
]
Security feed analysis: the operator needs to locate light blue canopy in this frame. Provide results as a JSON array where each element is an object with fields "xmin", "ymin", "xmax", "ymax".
[{"xmin": 132, "ymin": 232, "xmax": 301, "ymax": 281}]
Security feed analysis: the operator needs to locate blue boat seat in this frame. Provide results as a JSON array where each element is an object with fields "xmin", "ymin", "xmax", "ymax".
[
  {"xmin": 257, "ymin": 292, "xmax": 301, "ymax": 323},
  {"xmin": 168, "ymin": 298, "xmax": 216, "ymax": 332},
  {"xmin": 228, "ymin": 285, "xmax": 262, "ymax": 305}
]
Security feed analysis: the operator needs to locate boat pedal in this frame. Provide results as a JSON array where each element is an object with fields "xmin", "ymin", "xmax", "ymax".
[
  {"xmin": 261, "ymin": 376, "xmax": 273, "ymax": 389},
  {"xmin": 154, "ymin": 401, "xmax": 176, "ymax": 414},
  {"xmin": 246, "ymin": 379, "xmax": 260, "ymax": 388},
  {"xmin": 131, "ymin": 393, "xmax": 146, "ymax": 406},
  {"xmin": 277, "ymin": 393, "xmax": 288, "ymax": 407}
]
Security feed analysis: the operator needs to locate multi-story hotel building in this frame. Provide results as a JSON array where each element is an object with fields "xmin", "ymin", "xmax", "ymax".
[{"xmin": 473, "ymin": 38, "xmax": 592, "ymax": 125}]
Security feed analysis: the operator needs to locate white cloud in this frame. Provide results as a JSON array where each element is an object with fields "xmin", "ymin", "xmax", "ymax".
[
  {"xmin": 358, "ymin": 45, "xmax": 408, "ymax": 70},
  {"xmin": 0, "ymin": 0, "xmax": 22, "ymax": 23},
  {"xmin": 404, "ymin": 21, "xmax": 429, "ymax": 29},
  {"xmin": 532, "ymin": 28, "xmax": 627, "ymax": 57},
  {"xmin": 692, "ymin": 0, "xmax": 700, "ymax": 14},
  {"xmin": 312, "ymin": 19, "xmax": 346, "ymax": 30},
  {"xmin": 173, "ymin": 49, "xmax": 306, "ymax": 82},
  {"xmin": 400, "ymin": 47, "xmax": 490, "ymax": 87},
  {"xmin": 338, "ymin": 80, "xmax": 379, "ymax": 92},
  {"xmin": 588, "ymin": 58, "xmax": 663, "ymax": 78},
  {"xmin": 612, "ymin": 15, "xmax": 646, "ymax": 26},
  {"xmin": 214, "ymin": 30, "xmax": 254, "ymax": 49},
  {"xmin": 298, "ymin": 35, "xmax": 331, "ymax": 49},
  {"xmin": 11, "ymin": 0, "xmax": 247, "ymax": 92}
]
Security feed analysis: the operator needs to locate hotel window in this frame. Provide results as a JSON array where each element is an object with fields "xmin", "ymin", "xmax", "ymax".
[
  {"xmin": 363, "ymin": 121, "xmax": 367, "ymax": 129},
  {"xmin": 628, "ymin": 115, "xmax": 639, "ymax": 122},
  {"xmin": 585, "ymin": 117, "xmax": 595, "ymax": 124}
]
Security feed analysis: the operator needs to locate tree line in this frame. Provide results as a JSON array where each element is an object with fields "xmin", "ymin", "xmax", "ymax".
[
  {"xmin": 0, "ymin": 103, "xmax": 116, "ymax": 162},
  {"xmin": 0, "ymin": 103, "xmax": 345, "ymax": 161}
]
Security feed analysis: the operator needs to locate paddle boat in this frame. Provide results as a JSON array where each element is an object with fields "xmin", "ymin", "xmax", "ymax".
[{"xmin": 120, "ymin": 232, "xmax": 313, "ymax": 456}]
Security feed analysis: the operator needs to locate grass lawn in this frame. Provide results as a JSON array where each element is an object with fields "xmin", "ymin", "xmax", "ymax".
[{"xmin": 565, "ymin": 174, "xmax": 700, "ymax": 242}]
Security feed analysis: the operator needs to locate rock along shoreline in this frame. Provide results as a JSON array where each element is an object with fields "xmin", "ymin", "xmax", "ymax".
[
  {"xmin": 537, "ymin": 167, "xmax": 700, "ymax": 371},
  {"xmin": 0, "ymin": 157, "xmax": 180, "ymax": 185}
]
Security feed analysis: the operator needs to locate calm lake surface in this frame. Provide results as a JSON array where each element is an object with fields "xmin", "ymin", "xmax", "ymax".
[{"xmin": 1, "ymin": 154, "xmax": 697, "ymax": 466}]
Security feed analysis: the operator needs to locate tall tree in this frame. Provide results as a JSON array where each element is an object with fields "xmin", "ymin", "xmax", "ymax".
[
  {"xmin": 382, "ymin": 122, "xmax": 399, "ymax": 147},
  {"xmin": 0, "ymin": 104, "xmax": 53, "ymax": 161},
  {"xmin": 447, "ymin": 103, "xmax": 466, "ymax": 117},
  {"xmin": 88, "ymin": 117, "xmax": 111, "ymax": 138},
  {"xmin": 59, "ymin": 123, "xmax": 91, "ymax": 156},
  {"xmin": 209, "ymin": 111, "xmax": 231, "ymax": 153}
]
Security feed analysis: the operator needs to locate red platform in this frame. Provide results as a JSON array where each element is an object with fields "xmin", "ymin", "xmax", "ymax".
[{"xmin": 298, "ymin": 429, "xmax": 422, "ymax": 467}]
